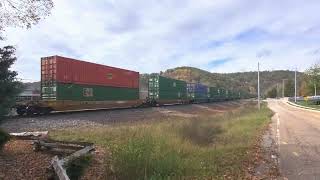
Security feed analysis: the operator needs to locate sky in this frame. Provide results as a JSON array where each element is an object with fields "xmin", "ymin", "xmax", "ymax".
[{"xmin": 1, "ymin": 0, "xmax": 320, "ymax": 81}]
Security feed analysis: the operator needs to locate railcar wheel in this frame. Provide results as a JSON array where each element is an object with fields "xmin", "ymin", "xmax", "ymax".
[
  {"xmin": 26, "ymin": 106, "xmax": 36, "ymax": 116},
  {"xmin": 16, "ymin": 107, "xmax": 26, "ymax": 116}
]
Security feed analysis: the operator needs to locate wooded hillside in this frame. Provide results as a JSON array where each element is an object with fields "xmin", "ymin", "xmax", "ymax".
[{"xmin": 159, "ymin": 67, "xmax": 304, "ymax": 97}]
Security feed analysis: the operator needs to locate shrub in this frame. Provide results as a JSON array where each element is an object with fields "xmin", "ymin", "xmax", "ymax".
[
  {"xmin": 66, "ymin": 155, "xmax": 92, "ymax": 180},
  {"xmin": 180, "ymin": 119, "xmax": 223, "ymax": 146},
  {"xmin": 0, "ymin": 128, "xmax": 10, "ymax": 150}
]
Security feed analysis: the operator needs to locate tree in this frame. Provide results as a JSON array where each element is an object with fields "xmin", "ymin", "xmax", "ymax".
[
  {"xmin": 0, "ymin": 0, "xmax": 53, "ymax": 121},
  {"xmin": 0, "ymin": 46, "xmax": 22, "ymax": 120},
  {"xmin": 284, "ymin": 79, "xmax": 294, "ymax": 97},
  {"xmin": 305, "ymin": 63, "xmax": 320, "ymax": 96},
  {"xmin": 267, "ymin": 87, "xmax": 277, "ymax": 98},
  {"xmin": 0, "ymin": 0, "xmax": 54, "ymax": 39}
]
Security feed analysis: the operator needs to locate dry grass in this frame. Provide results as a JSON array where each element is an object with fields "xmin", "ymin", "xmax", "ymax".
[{"xmin": 51, "ymin": 102, "xmax": 273, "ymax": 179}]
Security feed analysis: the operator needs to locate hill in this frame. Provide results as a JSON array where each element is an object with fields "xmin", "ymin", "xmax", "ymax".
[{"xmin": 160, "ymin": 67, "xmax": 303, "ymax": 96}]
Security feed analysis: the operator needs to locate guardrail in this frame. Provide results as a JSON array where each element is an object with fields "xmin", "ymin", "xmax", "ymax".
[{"xmin": 286, "ymin": 101, "xmax": 320, "ymax": 111}]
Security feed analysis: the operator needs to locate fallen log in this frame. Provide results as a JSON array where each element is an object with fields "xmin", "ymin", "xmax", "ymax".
[
  {"xmin": 9, "ymin": 131, "xmax": 48, "ymax": 140},
  {"xmin": 51, "ymin": 156, "xmax": 70, "ymax": 180},
  {"xmin": 9, "ymin": 131, "xmax": 95, "ymax": 180},
  {"xmin": 50, "ymin": 145, "xmax": 95, "ymax": 180},
  {"xmin": 63, "ymin": 145, "xmax": 95, "ymax": 165},
  {"xmin": 33, "ymin": 140, "xmax": 87, "ymax": 152}
]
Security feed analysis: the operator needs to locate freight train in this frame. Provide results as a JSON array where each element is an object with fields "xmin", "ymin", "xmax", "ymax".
[{"xmin": 15, "ymin": 56, "xmax": 249, "ymax": 116}]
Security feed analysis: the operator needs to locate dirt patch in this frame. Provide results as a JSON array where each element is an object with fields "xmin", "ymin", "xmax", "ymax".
[
  {"xmin": 0, "ymin": 139, "xmax": 108, "ymax": 180},
  {"xmin": 0, "ymin": 140, "xmax": 53, "ymax": 180},
  {"xmin": 192, "ymin": 104, "xmax": 226, "ymax": 113},
  {"xmin": 156, "ymin": 108, "xmax": 198, "ymax": 118},
  {"xmin": 81, "ymin": 146, "xmax": 109, "ymax": 180},
  {"xmin": 245, "ymin": 124, "xmax": 280, "ymax": 179}
]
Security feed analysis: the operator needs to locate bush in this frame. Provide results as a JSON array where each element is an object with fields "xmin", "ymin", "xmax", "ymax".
[
  {"xmin": 0, "ymin": 128, "xmax": 10, "ymax": 150},
  {"xmin": 66, "ymin": 155, "xmax": 92, "ymax": 180},
  {"xmin": 180, "ymin": 119, "xmax": 223, "ymax": 146}
]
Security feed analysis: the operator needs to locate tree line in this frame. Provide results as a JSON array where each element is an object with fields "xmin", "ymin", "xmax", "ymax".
[
  {"xmin": 266, "ymin": 63, "xmax": 320, "ymax": 98},
  {"xmin": 0, "ymin": 0, "xmax": 53, "ymax": 121}
]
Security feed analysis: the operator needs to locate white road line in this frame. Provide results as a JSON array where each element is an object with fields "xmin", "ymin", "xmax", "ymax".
[
  {"xmin": 277, "ymin": 114, "xmax": 280, "ymax": 146},
  {"xmin": 276, "ymin": 113, "xmax": 281, "ymax": 165},
  {"xmin": 292, "ymin": 152, "xmax": 299, "ymax": 157}
]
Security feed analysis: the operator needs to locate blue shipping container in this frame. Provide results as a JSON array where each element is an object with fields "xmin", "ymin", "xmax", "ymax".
[{"xmin": 187, "ymin": 83, "xmax": 208, "ymax": 101}]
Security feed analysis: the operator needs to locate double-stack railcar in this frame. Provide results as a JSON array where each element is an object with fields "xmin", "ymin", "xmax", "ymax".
[
  {"xmin": 148, "ymin": 74, "xmax": 188, "ymax": 105},
  {"xmin": 16, "ymin": 56, "xmax": 247, "ymax": 115},
  {"xmin": 186, "ymin": 83, "xmax": 209, "ymax": 103},
  {"xmin": 208, "ymin": 87, "xmax": 222, "ymax": 101},
  {"xmin": 16, "ymin": 56, "xmax": 142, "ymax": 115}
]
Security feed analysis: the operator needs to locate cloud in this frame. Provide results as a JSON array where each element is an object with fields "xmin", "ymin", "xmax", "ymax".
[
  {"xmin": 1, "ymin": 0, "xmax": 320, "ymax": 81},
  {"xmin": 208, "ymin": 58, "xmax": 233, "ymax": 68}
]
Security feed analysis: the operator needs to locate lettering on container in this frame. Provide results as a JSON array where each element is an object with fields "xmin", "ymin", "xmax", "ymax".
[
  {"xmin": 83, "ymin": 88, "xmax": 93, "ymax": 97},
  {"xmin": 107, "ymin": 73, "xmax": 113, "ymax": 79}
]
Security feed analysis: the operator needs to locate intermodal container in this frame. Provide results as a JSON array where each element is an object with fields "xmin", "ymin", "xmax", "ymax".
[
  {"xmin": 41, "ymin": 82, "xmax": 139, "ymax": 101},
  {"xmin": 187, "ymin": 83, "xmax": 208, "ymax": 100},
  {"xmin": 41, "ymin": 56, "xmax": 139, "ymax": 88},
  {"xmin": 219, "ymin": 88, "xmax": 226, "ymax": 100},
  {"xmin": 148, "ymin": 75, "xmax": 187, "ymax": 100},
  {"xmin": 208, "ymin": 87, "xmax": 220, "ymax": 100}
]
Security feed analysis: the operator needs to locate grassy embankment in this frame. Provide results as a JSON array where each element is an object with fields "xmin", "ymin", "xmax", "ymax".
[
  {"xmin": 51, "ymin": 102, "xmax": 273, "ymax": 179},
  {"xmin": 296, "ymin": 101, "xmax": 320, "ymax": 110}
]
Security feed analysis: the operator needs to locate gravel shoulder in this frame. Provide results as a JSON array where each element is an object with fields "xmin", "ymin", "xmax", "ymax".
[{"xmin": 0, "ymin": 101, "xmax": 244, "ymax": 133}]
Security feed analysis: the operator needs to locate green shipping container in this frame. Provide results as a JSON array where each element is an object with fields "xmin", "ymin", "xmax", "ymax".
[
  {"xmin": 148, "ymin": 75, "xmax": 187, "ymax": 100},
  {"xmin": 208, "ymin": 87, "xmax": 219, "ymax": 100},
  {"xmin": 41, "ymin": 82, "xmax": 139, "ymax": 101},
  {"xmin": 219, "ymin": 88, "xmax": 226, "ymax": 100}
]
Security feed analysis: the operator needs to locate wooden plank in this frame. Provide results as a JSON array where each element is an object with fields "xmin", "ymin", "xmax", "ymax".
[
  {"xmin": 63, "ymin": 146, "xmax": 95, "ymax": 165},
  {"xmin": 10, "ymin": 131, "xmax": 48, "ymax": 137},
  {"xmin": 43, "ymin": 139, "xmax": 93, "ymax": 147},
  {"xmin": 34, "ymin": 140, "xmax": 85, "ymax": 150},
  {"xmin": 51, "ymin": 156, "xmax": 70, "ymax": 180}
]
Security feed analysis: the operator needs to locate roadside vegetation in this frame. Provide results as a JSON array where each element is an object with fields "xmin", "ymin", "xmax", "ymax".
[
  {"xmin": 296, "ymin": 101, "xmax": 320, "ymax": 110},
  {"xmin": 66, "ymin": 155, "xmax": 92, "ymax": 180},
  {"xmin": 0, "ymin": 128, "xmax": 10, "ymax": 150},
  {"xmin": 51, "ymin": 102, "xmax": 273, "ymax": 179}
]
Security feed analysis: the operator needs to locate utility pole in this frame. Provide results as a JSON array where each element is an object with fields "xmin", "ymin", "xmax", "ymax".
[
  {"xmin": 277, "ymin": 83, "xmax": 279, "ymax": 99},
  {"xmin": 282, "ymin": 79, "xmax": 285, "ymax": 98},
  {"xmin": 295, "ymin": 68, "xmax": 297, "ymax": 102},
  {"xmin": 258, "ymin": 62, "xmax": 260, "ymax": 110}
]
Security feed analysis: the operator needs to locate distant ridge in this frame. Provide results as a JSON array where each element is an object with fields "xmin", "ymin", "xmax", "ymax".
[{"xmin": 160, "ymin": 67, "xmax": 303, "ymax": 96}]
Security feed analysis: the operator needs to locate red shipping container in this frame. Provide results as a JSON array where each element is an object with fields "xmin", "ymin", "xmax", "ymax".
[{"xmin": 41, "ymin": 55, "xmax": 139, "ymax": 89}]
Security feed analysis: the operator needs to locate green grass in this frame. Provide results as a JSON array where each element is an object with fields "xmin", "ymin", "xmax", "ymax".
[
  {"xmin": 50, "ymin": 102, "xmax": 273, "ymax": 179},
  {"xmin": 296, "ymin": 101, "xmax": 320, "ymax": 110}
]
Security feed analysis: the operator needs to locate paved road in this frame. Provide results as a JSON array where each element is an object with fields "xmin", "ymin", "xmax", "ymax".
[{"xmin": 268, "ymin": 99, "xmax": 320, "ymax": 180}]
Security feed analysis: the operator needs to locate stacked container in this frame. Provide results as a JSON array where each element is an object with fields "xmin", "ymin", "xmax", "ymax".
[
  {"xmin": 187, "ymin": 83, "xmax": 208, "ymax": 102},
  {"xmin": 208, "ymin": 87, "xmax": 220, "ymax": 101},
  {"xmin": 148, "ymin": 75, "xmax": 187, "ymax": 104},
  {"xmin": 41, "ymin": 56, "xmax": 139, "ymax": 102}
]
